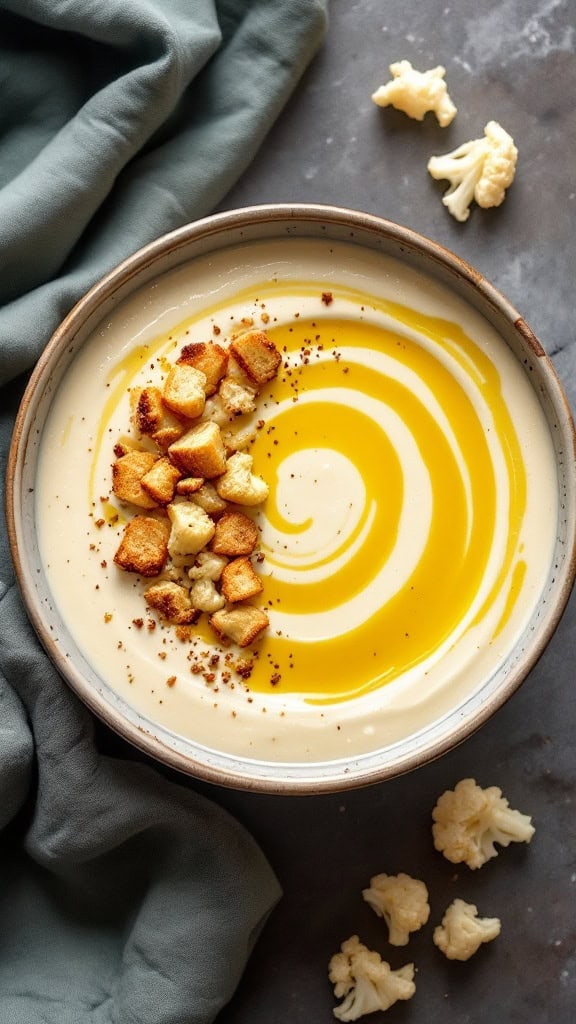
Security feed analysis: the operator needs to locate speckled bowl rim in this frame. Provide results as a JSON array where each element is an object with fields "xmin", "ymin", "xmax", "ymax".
[{"xmin": 7, "ymin": 204, "xmax": 576, "ymax": 793}]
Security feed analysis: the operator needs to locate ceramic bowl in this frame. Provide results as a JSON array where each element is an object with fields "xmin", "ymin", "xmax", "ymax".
[{"xmin": 7, "ymin": 205, "xmax": 576, "ymax": 792}]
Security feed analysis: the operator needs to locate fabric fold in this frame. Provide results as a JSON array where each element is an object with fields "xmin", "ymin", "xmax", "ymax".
[
  {"xmin": 0, "ymin": 0, "xmax": 328, "ymax": 385},
  {"xmin": 0, "ymin": 398, "xmax": 282, "ymax": 1022},
  {"xmin": 0, "ymin": 577, "xmax": 282, "ymax": 1024}
]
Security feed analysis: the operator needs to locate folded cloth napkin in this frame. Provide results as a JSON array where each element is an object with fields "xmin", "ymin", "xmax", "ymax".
[
  {"xmin": 0, "ymin": 0, "xmax": 328, "ymax": 386},
  {"xmin": 0, "ymin": 1, "xmax": 327, "ymax": 1021}
]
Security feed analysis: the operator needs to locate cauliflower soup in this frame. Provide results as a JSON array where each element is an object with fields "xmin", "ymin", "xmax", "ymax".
[{"xmin": 35, "ymin": 238, "xmax": 558, "ymax": 763}]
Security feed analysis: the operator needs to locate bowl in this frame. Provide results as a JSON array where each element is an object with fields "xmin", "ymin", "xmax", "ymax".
[{"xmin": 7, "ymin": 204, "xmax": 576, "ymax": 792}]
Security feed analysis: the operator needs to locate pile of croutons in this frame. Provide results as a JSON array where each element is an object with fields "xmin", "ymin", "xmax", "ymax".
[{"xmin": 111, "ymin": 329, "xmax": 281, "ymax": 647}]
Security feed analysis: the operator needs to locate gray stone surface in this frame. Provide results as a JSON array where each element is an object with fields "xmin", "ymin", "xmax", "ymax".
[{"xmin": 207, "ymin": 1, "xmax": 576, "ymax": 1021}]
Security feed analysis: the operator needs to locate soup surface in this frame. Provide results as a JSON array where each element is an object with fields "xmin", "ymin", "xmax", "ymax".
[{"xmin": 36, "ymin": 239, "xmax": 558, "ymax": 761}]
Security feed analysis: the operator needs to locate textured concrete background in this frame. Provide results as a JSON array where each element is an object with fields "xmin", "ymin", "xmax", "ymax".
[{"xmin": 208, "ymin": 1, "xmax": 576, "ymax": 1021}]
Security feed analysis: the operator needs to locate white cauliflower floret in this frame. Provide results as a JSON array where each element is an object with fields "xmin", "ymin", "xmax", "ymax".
[
  {"xmin": 191, "ymin": 482, "xmax": 228, "ymax": 516},
  {"xmin": 362, "ymin": 872, "xmax": 430, "ymax": 946},
  {"xmin": 328, "ymin": 935, "xmax": 415, "ymax": 1022},
  {"xmin": 427, "ymin": 120, "xmax": 518, "ymax": 222},
  {"xmin": 216, "ymin": 452, "xmax": 269, "ymax": 506},
  {"xmin": 189, "ymin": 577, "xmax": 225, "ymax": 613},
  {"xmin": 219, "ymin": 376, "xmax": 257, "ymax": 416},
  {"xmin": 188, "ymin": 550, "xmax": 228, "ymax": 582},
  {"xmin": 203, "ymin": 394, "xmax": 230, "ymax": 428},
  {"xmin": 372, "ymin": 60, "xmax": 457, "ymax": 127},
  {"xmin": 432, "ymin": 777, "xmax": 535, "ymax": 869},
  {"xmin": 167, "ymin": 501, "xmax": 215, "ymax": 559},
  {"xmin": 221, "ymin": 423, "xmax": 259, "ymax": 454},
  {"xmin": 433, "ymin": 899, "xmax": 501, "ymax": 961}
]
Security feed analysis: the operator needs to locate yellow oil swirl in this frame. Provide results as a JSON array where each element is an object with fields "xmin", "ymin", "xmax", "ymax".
[
  {"xmin": 90, "ymin": 282, "xmax": 527, "ymax": 704},
  {"xmin": 248, "ymin": 316, "xmax": 517, "ymax": 702}
]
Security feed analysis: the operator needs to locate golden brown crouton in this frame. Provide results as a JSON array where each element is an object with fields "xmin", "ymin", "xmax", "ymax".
[
  {"xmin": 177, "ymin": 342, "xmax": 229, "ymax": 396},
  {"xmin": 112, "ymin": 450, "xmax": 158, "ymax": 508},
  {"xmin": 151, "ymin": 421, "xmax": 186, "ymax": 449},
  {"xmin": 211, "ymin": 511, "xmax": 259, "ymax": 556},
  {"xmin": 131, "ymin": 388, "xmax": 186, "ymax": 447},
  {"xmin": 229, "ymin": 331, "xmax": 281, "ymax": 385},
  {"xmin": 221, "ymin": 557, "xmax": 263, "ymax": 603},
  {"xmin": 175, "ymin": 476, "xmax": 205, "ymax": 496},
  {"xmin": 113, "ymin": 436, "xmax": 140, "ymax": 459},
  {"xmin": 162, "ymin": 364, "xmax": 207, "ymax": 419},
  {"xmin": 113, "ymin": 516, "xmax": 170, "ymax": 576},
  {"xmin": 209, "ymin": 605, "xmax": 269, "ymax": 647},
  {"xmin": 168, "ymin": 420, "xmax": 227, "ymax": 478},
  {"xmin": 140, "ymin": 457, "xmax": 182, "ymax": 505},
  {"xmin": 132, "ymin": 386, "xmax": 164, "ymax": 435},
  {"xmin": 219, "ymin": 376, "xmax": 257, "ymax": 416},
  {"xmin": 144, "ymin": 581, "xmax": 198, "ymax": 624}
]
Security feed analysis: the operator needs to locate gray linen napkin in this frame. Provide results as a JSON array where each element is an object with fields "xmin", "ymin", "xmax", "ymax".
[{"xmin": 0, "ymin": 1, "xmax": 328, "ymax": 1020}]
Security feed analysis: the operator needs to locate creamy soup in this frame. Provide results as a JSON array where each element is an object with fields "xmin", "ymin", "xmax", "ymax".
[{"xmin": 36, "ymin": 239, "xmax": 558, "ymax": 761}]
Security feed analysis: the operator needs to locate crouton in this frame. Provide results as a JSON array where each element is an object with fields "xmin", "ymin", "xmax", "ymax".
[
  {"xmin": 168, "ymin": 420, "xmax": 227, "ymax": 478},
  {"xmin": 219, "ymin": 376, "xmax": 257, "ymax": 416},
  {"xmin": 175, "ymin": 476, "xmax": 205, "ymax": 497},
  {"xmin": 144, "ymin": 581, "xmax": 198, "ymax": 624},
  {"xmin": 112, "ymin": 450, "xmax": 158, "ymax": 508},
  {"xmin": 131, "ymin": 388, "xmax": 186, "ymax": 447},
  {"xmin": 221, "ymin": 557, "xmax": 264, "ymax": 603},
  {"xmin": 209, "ymin": 605, "xmax": 269, "ymax": 647},
  {"xmin": 216, "ymin": 452, "xmax": 269, "ymax": 505},
  {"xmin": 189, "ymin": 578, "xmax": 225, "ymax": 613},
  {"xmin": 167, "ymin": 501, "xmax": 215, "ymax": 559},
  {"xmin": 188, "ymin": 551, "xmax": 228, "ymax": 581},
  {"xmin": 113, "ymin": 515, "xmax": 170, "ymax": 576},
  {"xmin": 113, "ymin": 436, "xmax": 144, "ymax": 459},
  {"xmin": 162, "ymin": 364, "xmax": 207, "ymax": 419},
  {"xmin": 151, "ymin": 422, "xmax": 186, "ymax": 449},
  {"xmin": 150, "ymin": 409, "xmax": 188, "ymax": 450},
  {"xmin": 211, "ymin": 511, "xmax": 259, "ymax": 556},
  {"xmin": 229, "ymin": 331, "xmax": 281, "ymax": 385},
  {"xmin": 141, "ymin": 457, "xmax": 182, "ymax": 505},
  {"xmin": 191, "ymin": 482, "xmax": 228, "ymax": 515},
  {"xmin": 132, "ymin": 386, "xmax": 164, "ymax": 436},
  {"xmin": 177, "ymin": 341, "xmax": 229, "ymax": 396}
]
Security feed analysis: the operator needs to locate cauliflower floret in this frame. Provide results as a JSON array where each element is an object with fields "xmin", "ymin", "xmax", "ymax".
[
  {"xmin": 216, "ymin": 452, "xmax": 269, "ymax": 506},
  {"xmin": 362, "ymin": 872, "xmax": 430, "ymax": 946},
  {"xmin": 188, "ymin": 550, "xmax": 228, "ymax": 582},
  {"xmin": 167, "ymin": 501, "xmax": 215, "ymax": 559},
  {"xmin": 432, "ymin": 777, "xmax": 535, "ymax": 869},
  {"xmin": 427, "ymin": 120, "xmax": 518, "ymax": 222},
  {"xmin": 329, "ymin": 936, "xmax": 415, "ymax": 1022},
  {"xmin": 221, "ymin": 422, "xmax": 259, "ymax": 453},
  {"xmin": 203, "ymin": 394, "xmax": 230, "ymax": 428},
  {"xmin": 372, "ymin": 60, "xmax": 457, "ymax": 127},
  {"xmin": 189, "ymin": 577, "xmax": 225, "ymax": 613},
  {"xmin": 219, "ymin": 376, "xmax": 258, "ymax": 416},
  {"xmin": 433, "ymin": 899, "xmax": 501, "ymax": 961}
]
